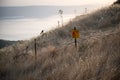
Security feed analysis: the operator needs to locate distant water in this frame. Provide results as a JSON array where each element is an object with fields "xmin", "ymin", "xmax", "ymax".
[
  {"xmin": 0, "ymin": 14, "xmax": 76, "ymax": 40},
  {"xmin": 0, "ymin": 5, "xmax": 102, "ymax": 40}
]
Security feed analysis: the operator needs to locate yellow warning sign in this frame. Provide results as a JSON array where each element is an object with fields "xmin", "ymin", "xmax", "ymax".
[{"xmin": 72, "ymin": 30, "xmax": 80, "ymax": 38}]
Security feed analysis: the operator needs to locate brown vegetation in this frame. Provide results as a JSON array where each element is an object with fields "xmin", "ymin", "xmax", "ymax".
[{"xmin": 0, "ymin": 5, "xmax": 120, "ymax": 80}]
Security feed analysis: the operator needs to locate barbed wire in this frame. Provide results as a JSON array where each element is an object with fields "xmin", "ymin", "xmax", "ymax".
[{"xmin": 12, "ymin": 28, "xmax": 118, "ymax": 63}]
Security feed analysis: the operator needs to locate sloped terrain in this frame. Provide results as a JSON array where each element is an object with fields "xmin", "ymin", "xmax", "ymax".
[{"xmin": 0, "ymin": 5, "xmax": 120, "ymax": 80}]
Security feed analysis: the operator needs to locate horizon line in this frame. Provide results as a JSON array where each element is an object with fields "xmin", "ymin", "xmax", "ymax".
[{"xmin": 0, "ymin": 3, "xmax": 107, "ymax": 7}]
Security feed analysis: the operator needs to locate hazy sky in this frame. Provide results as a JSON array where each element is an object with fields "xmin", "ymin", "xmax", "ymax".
[{"xmin": 0, "ymin": 0, "xmax": 116, "ymax": 6}]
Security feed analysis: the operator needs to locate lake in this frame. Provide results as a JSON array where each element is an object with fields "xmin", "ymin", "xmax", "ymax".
[{"xmin": 0, "ymin": 5, "xmax": 102, "ymax": 40}]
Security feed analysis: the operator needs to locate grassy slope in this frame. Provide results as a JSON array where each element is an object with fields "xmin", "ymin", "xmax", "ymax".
[{"xmin": 0, "ymin": 5, "xmax": 120, "ymax": 80}]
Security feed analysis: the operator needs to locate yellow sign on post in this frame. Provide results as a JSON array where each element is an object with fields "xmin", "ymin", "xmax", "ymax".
[
  {"xmin": 72, "ymin": 27, "xmax": 80, "ymax": 48},
  {"xmin": 72, "ymin": 30, "xmax": 80, "ymax": 38}
]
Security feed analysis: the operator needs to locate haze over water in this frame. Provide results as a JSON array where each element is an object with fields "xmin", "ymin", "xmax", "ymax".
[{"xmin": 0, "ymin": 5, "xmax": 105, "ymax": 40}]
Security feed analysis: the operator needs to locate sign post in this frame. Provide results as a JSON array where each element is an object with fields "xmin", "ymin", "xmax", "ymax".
[
  {"xmin": 72, "ymin": 27, "xmax": 80, "ymax": 48},
  {"xmin": 34, "ymin": 39, "xmax": 37, "ymax": 62}
]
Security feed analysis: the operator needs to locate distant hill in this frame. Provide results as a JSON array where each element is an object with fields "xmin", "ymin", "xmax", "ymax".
[
  {"xmin": 0, "ymin": 5, "xmax": 120, "ymax": 80},
  {"xmin": 0, "ymin": 39, "xmax": 17, "ymax": 49},
  {"xmin": 114, "ymin": 0, "xmax": 120, "ymax": 4}
]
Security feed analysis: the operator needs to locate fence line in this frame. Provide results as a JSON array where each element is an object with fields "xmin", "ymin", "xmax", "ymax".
[{"xmin": 12, "ymin": 32, "xmax": 90, "ymax": 63}]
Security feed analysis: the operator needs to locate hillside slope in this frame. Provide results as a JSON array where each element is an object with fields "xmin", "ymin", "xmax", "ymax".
[{"xmin": 0, "ymin": 5, "xmax": 120, "ymax": 80}]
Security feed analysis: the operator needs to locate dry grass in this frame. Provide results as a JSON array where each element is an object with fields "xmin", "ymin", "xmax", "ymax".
[{"xmin": 0, "ymin": 5, "xmax": 120, "ymax": 80}]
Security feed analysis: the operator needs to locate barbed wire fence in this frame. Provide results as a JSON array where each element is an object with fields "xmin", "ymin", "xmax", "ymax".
[
  {"xmin": 12, "ymin": 32, "xmax": 82, "ymax": 64},
  {"xmin": 12, "ymin": 28, "xmax": 115, "ymax": 64}
]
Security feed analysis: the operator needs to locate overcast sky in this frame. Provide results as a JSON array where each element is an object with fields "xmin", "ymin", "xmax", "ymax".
[{"xmin": 0, "ymin": 0, "xmax": 116, "ymax": 6}]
